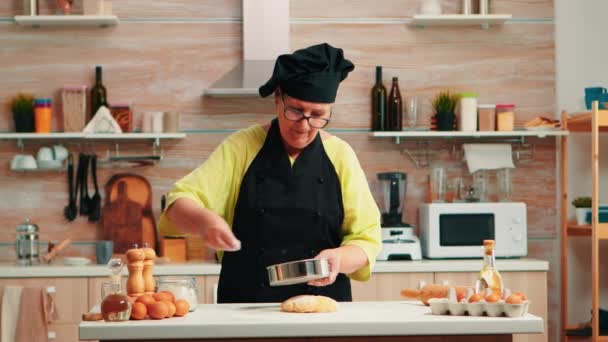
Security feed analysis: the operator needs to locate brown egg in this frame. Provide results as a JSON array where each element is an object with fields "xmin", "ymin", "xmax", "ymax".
[
  {"xmin": 152, "ymin": 292, "xmax": 172, "ymax": 302},
  {"xmin": 136, "ymin": 294, "xmax": 156, "ymax": 306},
  {"xmin": 163, "ymin": 300, "xmax": 176, "ymax": 317},
  {"xmin": 506, "ymin": 294, "xmax": 524, "ymax": 304},
  {"xmin": 468, "ymin": 293, "xmax": 484, "ymax": 303},
  {"xmin": 159, "ymin": 291, "xmax": 176, "ymax": 303},
  {"xmin": 174, "ymin": 299, "xmax": 190, "ymax": 317},
  {"xmin": 485, "ymin": 293, "xmax": 501, "ymax": 303},
  {"xmin": 130, "ymin": 302, "xmax": 147, "ymax": 320},
  {"xmin": 512, "ymin": 291, "xmax": 528, "ymax": 301},
  {"xmin": 148, "ymin": 301, "xmax": 169, "ymax": 320}
]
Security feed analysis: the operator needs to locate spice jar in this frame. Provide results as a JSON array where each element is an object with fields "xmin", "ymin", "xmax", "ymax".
[
  {"xmin": 478, "ymin": 104, "xmax": 496, "ymax": 131},
  {"xmin": 459, "ymin": 92, "xmax": 478, "ymax": 131},
  {"xmin": 109, "ymin": 102, "xmax": 133, "ymax": 132},
  {"xmin": 496, "ymin": 104, "xmax": 515, "ymax": 131},
  {"xmin": 34, "ymin": 98, "xmax": 52, "ymax": 133},
  {"xmin": 156, "ymin": 276, "xmax": 198, "ymax": 311}
]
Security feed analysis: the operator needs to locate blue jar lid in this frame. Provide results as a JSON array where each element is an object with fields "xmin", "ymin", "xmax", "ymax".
[{"xmin": 34, "ymin": 98, "xmax": 52, "ymax": 106}]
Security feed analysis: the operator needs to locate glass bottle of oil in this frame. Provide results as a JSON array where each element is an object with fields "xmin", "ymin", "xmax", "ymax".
[
  {"xmin": 476, "ymin": 240, "xmax": 504, "ymax": 297},
  {"xmin": 100, "ymin": 259, "xmax": 131, "ymax": 322}
]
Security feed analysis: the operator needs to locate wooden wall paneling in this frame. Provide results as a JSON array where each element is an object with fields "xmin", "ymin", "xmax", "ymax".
[
  {"xmin": 0, "ymin": 0, "xmax": 241, "ymax": 18},
  {"xmin": 290, "ymin": 0, "xmax": 554, "ymax": 19},
  {"xmin": 0, "ymin": 23, "xmax": 242, "ymax": 132},
  {"xmin": 291, "ymin": 23, "xmax": 555, "ymax": 129}
]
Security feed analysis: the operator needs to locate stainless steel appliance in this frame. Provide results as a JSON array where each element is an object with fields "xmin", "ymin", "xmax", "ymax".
[
  {"xmin": 419, "ymin": 202, "xmax": 527, "ymax": 259},
  {"xmin": 376, "ymin": 172, "xmax": 421, "ymax": 261},
  {"xmin": 15, "ymin": 218, "xmax": 40, "ymax": 265}
]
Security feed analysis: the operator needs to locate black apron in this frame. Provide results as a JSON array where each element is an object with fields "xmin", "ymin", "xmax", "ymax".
[{"xmin": 217, "ymin": 119, "xmax": 351, "ymax": 303}]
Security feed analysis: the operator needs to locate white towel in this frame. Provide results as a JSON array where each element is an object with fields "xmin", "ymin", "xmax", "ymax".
[
  {"xmin": 463, "ymin": 144, "xmax": 515, "ymax": 174},
  {"xmin": 1, "ymin": 286, "xmax": 23, "ymax": 342}
]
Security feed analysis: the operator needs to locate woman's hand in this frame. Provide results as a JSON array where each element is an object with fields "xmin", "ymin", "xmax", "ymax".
[
  {"xmin": 307, "ymin": 245, "xmax": 368, "ymax": 287},
  {"xmin": 201, "ymin": 220, "xmax": 241, "ymax": 252},
  {"xmin": 166, "ymin": 198, "xmax": 241, "ymax": 252},
  {"xmin": 308, "ymin": 248, "xmax": 342, "ymax": 287}
]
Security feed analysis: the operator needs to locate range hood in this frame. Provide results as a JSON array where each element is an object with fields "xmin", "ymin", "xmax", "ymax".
[{"xmin": 204, "ymin": 0, "xmax": 290, "ymax": 97}]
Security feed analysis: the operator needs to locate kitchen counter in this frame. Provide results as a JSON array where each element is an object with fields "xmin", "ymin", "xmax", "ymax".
[
  {"xmin": 79, "ymin": 301, "xmax": 544, "ymax": 341},
  {"xmin": 0, "ymin": 258, "xmax": 548, "ymax": 278}
]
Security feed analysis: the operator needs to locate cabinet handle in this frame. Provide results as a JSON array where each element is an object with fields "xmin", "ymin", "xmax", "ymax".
[
  {"xmin": 212, "ymin": 283, "xmax": 218, "ymax": 304},
  {"xmin": 48, "ymin": 331, "xmax": 56, "ymax": 339},
  {"xmin": 47, "ymin": 286, "xmax": 56, "ymax": 293}
]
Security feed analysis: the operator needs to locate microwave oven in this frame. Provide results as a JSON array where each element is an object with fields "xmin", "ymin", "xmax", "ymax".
[{"xmin": 419, "ymin": 202, "xmax": 527, "ymax": 259}]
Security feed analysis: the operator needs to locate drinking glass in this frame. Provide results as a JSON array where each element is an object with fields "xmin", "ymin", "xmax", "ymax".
[
  {"xmin": 430, "ymin": 167, "xmax": 447, "ymax": 203},
  {"xmin": 496, "ymin": 168, "xmax": 512, "ymax": 202},
  {"xmin": 472, "ymin": 170, "xmax": 488, "ymax": 202},
  {"xmin": 406, "ymin": 97, "xmax": 418, "ymax": 129}
]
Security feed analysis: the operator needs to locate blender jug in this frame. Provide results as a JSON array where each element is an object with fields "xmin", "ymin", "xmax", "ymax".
[{"xmin": 377, "ymin": 172, "xmax": 407, "ymax": 227}]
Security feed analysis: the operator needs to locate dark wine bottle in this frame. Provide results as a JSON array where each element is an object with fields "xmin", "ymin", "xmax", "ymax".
[
  {"xmin": 90, "ymin": 65, "xmax": 108, "ymax": 122},
  {"xmin": 387, "ymin": 77, "xmax": 402, "ymax": 131},
  {"xmin": 371, "ymin": 66, "xmax": 387, "ymax": 131}
]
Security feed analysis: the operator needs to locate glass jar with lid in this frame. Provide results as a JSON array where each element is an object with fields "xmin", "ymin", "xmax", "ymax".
[
  {"xmin": 496, "ymin": 104, "xmax": 516, "ymax": 131},
  {"xmin": 156, "ymin": 276, "xmax": 198, "ymax": 311}
]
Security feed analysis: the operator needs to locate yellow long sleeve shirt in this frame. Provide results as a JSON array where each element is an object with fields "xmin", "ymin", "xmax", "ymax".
[{"xmin": 159, "ymin": 124, "xmax": 381, "ymax": 281}]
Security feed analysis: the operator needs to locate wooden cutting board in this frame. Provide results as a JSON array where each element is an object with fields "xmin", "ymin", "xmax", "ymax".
[{"xmin": 102, "ymin": 173, "xmax": 157, "ymax": 253}]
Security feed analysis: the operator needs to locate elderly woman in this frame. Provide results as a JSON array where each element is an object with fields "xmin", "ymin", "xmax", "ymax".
[{"xmin": 160, "ymin": 43, "xmax": 381, "ymax": 303}]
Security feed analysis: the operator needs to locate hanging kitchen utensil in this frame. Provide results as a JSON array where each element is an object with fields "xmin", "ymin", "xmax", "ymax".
[
  {"xmin": 89, "ymin": 154, "xmax": 102, "ymax": 222},
  {"xmin": 78, "ymin": 153, "xmax": 90, "ymax": 216},
  {"xmin": 63, "ymin": 153, "xmax": 77, "ymax": 221},
  {"xmin": 81, "ymin": 154, "xmax": 94, "ymax": 216}
]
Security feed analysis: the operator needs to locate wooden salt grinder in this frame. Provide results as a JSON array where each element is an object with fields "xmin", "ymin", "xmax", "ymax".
[
  {"xmin": 126, "ymin": 244, "xmax": 145, "ymax": 297},
  {"xmin": 142, "ymin": 243, "xmax": 157, "ymax": 294}
]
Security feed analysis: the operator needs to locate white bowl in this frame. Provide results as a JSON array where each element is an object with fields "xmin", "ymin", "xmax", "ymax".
[
  {"xmin": 52, "ymin": 145, "xmax": 69, "ymax": 161},
  {"xmin": 428, "ymin": 298, "xmax": 449, "ymax": 315},
  {"xmin": 38, "ymin": 159, "xmax": 63, "ymax": 170},
  {"xmin": 37, "ymin": 147, "xmax": 54, "ymax": 162},
  {"xmin": 63, "ymin": 257, "xmax": 92, "ymax": 266}
]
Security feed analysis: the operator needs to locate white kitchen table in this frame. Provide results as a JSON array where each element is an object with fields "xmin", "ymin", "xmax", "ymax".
[{"xmin": 79, "ymin": 301, "xmax": 543, "ymax": 342}]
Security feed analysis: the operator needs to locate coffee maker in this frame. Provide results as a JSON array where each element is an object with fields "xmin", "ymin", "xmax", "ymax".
[
  {"xmin": 376, "ymin": 172, "xmax": 421, "ymax": 261},
  {"xmin": 15, "ymin": 218, "xmax": 40, "ymax": 266}
]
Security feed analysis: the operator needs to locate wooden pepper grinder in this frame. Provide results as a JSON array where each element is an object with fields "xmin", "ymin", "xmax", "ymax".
[
  {"xmin": 126, "ymin": 244, "xmax": 145, "ymax": 297},
  {"xmin": 142, "ymin": 243, "xmax": 157, "ymax": 294}
]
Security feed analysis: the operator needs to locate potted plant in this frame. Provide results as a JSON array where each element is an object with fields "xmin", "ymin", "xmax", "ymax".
[
  {"xmin": 432, "ymin": 91, "xmax": 459, "ymax": 131},
  {"xmin": 10, "ymin": 93, "xmax": 35, "ymax": 132},
  {"xmin": 572, "ymin": 196, "xmax": 592, "ymax": 225}
]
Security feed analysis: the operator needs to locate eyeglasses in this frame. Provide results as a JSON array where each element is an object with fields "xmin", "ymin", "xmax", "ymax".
[{"xmin": 281, "ymin": 94, "xmax": 331, "ymax": 129}]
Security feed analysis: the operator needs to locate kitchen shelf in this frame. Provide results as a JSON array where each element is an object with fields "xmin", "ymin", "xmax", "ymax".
[
  {"xmin": 0, "ymin": 132, "xmax": 186, "ymax": 148},
  {"xmin": 409, "ymin": 14, "xmax": 512, "ymax": 29},
  {"xmin": 561, "ymin": 102, "xmax": 608, "ymax": 340},
  {"xmin": 563, "ymin": 111, "xmax": 608, "ymax": 132},
  {"xmin": 371, "ymin": 129, "xmax": 568, "ymax": 144},
  {"xmin": 567, "ymin": 223, "xmax": 608, "ymax": 239},
  {"xmin": 14, "ymin": 15, "xmax": 119, "ymax": 27}
]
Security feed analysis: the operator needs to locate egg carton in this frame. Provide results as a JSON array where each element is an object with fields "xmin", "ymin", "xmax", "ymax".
[{"xmin": 428, "ymin": 298, "xmax": 530, "ymax": 318}]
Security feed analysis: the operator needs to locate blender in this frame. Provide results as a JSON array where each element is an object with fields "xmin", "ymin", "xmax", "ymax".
[{"xmin": 376, "ymin": 172, "xmax": 421, "ymax": 261}]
